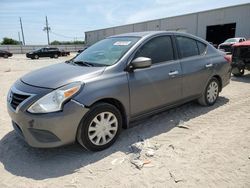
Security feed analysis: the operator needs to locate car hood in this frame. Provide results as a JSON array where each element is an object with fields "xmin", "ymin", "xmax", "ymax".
[{"xmin": 21, "ymin": 62, "xmax": 106, "ymax": 89}]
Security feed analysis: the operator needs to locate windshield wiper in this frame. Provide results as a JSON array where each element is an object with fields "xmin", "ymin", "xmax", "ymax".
[
  {"xmin": 72, "ymin": 61, "xmax": 94, "ymax": 67},
  {"xmin": 66, "ymin": 59, "xmax": 107, "ymax": 67}
]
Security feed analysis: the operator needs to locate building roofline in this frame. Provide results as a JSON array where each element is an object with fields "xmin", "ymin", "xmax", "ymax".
[{"xmin": 85, "ymin": 3, "xmax": 250, "ymax": 33}]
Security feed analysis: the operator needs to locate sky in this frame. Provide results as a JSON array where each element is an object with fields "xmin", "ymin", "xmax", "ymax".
[{"xmin": 0, "ymin": 0, "xmax": 249, "ymax": 44}]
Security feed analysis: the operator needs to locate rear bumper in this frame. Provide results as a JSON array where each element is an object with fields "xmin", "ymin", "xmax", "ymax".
[
  {"xmin": 221, "ymin": 63, "xmax": 231, "ymax": 89},
  {"xmin": 7, "ymin": 81, "xmax": 88, "ymax": 148}
]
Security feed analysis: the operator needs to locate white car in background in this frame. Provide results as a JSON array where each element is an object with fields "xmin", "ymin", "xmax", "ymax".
[{"xmin": 218, "ymin": 37, "xmax": 246, "ymax": 54}]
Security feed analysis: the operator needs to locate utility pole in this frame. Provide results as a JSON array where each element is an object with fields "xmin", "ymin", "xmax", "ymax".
[
  {"xmin": 18, "ymin": 32, "xmax": 23, "ymax": 53},
  {"xmin": 18, "ymin": 32, "xmax": 21, "ymax": 44},
  {"xmin": 19, "ymin": 17, "xmax": 25, "ymax": 45},
  {"xmin": 43, "ymin": 16, "xmax": 51, "ymax": 45}
]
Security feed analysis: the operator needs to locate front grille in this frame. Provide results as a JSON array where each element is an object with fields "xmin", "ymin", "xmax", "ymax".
[{"xmin": 10, "ymin": 91, "xmax": 30, "ymax": 110}]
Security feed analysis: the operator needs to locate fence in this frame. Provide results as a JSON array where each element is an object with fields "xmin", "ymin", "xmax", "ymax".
[{"xmin": 0, "ymin": 45, "xmax": 85, "ymax": 54}]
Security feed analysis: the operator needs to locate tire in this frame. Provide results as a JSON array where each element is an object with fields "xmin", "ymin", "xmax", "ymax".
[
  {"xmin": 77, "ymin": 103, "xmax": 122, "ymax": 151},
  {"xmin": 3, "ymin": 54, "xmax": 8, "ymax": 58},
  {"xmin": 34, "ymin": 55, "xmax": 39, "ymax": 59},
  {"xmin": 54, "ymin": 54, "xmax": 58, "ymax": 58},
  {"xmin": 198, "ymin": 77, "xmax": 220, "ymax": 106},
  {"xmin": 232, "ymin": 67, "xmax": 244, "ymax": 77}
]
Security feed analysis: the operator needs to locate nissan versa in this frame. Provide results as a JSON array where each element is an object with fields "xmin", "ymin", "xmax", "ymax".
[{"xmin": 7, "ymin": 31, "xmax": 231, "ymax": 151}]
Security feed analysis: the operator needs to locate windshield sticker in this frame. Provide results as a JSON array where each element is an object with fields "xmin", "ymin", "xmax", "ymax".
[{"xmin": 113, "ymin": 41, "xmax": 131, "ymax": 46}]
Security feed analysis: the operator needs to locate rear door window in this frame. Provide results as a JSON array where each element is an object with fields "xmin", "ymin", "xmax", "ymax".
[
  {"xmin": 134, "ymin": 36, "xmax": 174, "ymax": 64},
  {"xmin": 197, "ymin": 41, "xmax": 207, "ymax": 55},
  {"xmin": 176, "ymin": 36, "xmax": 199, "ymax": 58}
]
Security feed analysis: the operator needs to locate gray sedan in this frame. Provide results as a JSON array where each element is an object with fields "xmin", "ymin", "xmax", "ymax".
[{"xmin": 7, "ymin": 31, "xmax": 231, "ymax": 151}]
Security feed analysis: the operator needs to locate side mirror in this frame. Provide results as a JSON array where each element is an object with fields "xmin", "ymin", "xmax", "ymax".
[{"xmin": 129, "ymin": 57, "xmax": 152, "ymax": 70}]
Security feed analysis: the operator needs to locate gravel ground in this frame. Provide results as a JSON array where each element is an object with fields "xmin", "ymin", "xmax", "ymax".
[{"xmin": 0, "ymin": 55, "xmax": 249, "ymax": 188}]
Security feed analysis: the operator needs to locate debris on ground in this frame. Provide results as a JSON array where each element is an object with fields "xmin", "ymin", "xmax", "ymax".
[
  {"xmin": 177, "ymin": 125, "xmax": 189, "ymax": 129},
  {"xmin": 111, "ymin": 157, "xmax": 125, "ymax": 165},
  {"xmin": 4, "ymin": 68, "xmax": 11, "ymax": 72},
  {"xmin": 176, "ymin": 120, "xmax": 189, "ymax": 129},
  {"xmin": 129, "ymin": 138, "xmax": 160, "ymax": 169},
  {"xmin": 169, "ymin": 171, "xmax": 184, "ymax": 183},
  {"xmin": 130, "ymin": 142, "xmax": 143, "ymax": 153},
  {"xmin": 169, "ymin": 144, "xmax": 175, "ymax": 150},
  {"xmin": 145, "ymin": 148, "xmax": 155, "ymax": 157},
  {"xmin": 130, "ymin": 158, "xmax": 144, "ymax": 169}
]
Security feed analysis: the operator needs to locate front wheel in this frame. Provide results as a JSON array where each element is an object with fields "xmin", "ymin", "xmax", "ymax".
[
  {"xmin": 77, "ymin": 103, "xmax": 122, "ymax": 151},
  {"xmin": 54, "ymin": 54, "xmax": 58, "ymax": 58},
  {"xmin": 198, "ymin": 78, "xmax": 220, "ymax": 106},
  {"xmin": 3, "ymin": 54, "xmax": 8, "ymax": 58},
  {"xmin": 34, "ymin": 55, "xmax": 39, "ymax": 59}
]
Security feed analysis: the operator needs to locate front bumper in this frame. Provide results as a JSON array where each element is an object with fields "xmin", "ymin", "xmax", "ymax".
[{"xmin": 7, "ymin": 80, "xmax": 88, "ymax": 148}]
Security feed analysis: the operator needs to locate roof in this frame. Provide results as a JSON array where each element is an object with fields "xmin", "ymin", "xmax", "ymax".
[
  {"xmin": 109, "ymin": 31, "xmax": 172, "ymax": 38},
  {"xmin": 108, "ymin": 31, "xmax": 209, "ymax": 44},
  {"xmin": 233, "ymin": 40, "xmax": 250, "ymax": 47}
]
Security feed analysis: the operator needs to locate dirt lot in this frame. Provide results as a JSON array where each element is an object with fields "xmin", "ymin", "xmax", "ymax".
[{"xmin": 0, "ymin": 55, "xmax": 250, "ymax": 188}]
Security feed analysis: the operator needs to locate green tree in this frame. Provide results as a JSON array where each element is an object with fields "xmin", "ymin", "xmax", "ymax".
[{"xmin": 1, "ymin": 37, "xmax": 21, "ymax": 45}]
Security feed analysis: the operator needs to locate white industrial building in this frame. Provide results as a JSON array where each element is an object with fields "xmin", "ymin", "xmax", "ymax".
[{"xmin": 85, "ymin": 3, "xmax": 250, "ymax": 46}]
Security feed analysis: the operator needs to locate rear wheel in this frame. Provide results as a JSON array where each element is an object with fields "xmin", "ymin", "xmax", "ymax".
[
  {"xmin": 77, "ymin": 103, "xmax": 122, "ymax": 151},
  {"xmin": 198, "ymin": 78, "xmax": 219, "ymax": 106},
  {"xmin": 54, "ymin": 54, "xmax": 58, "ymax": 58}
]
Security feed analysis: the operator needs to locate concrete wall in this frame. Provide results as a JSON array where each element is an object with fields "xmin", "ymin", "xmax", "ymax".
[
  {"xmin": 197, "ymin": 4, "xmax": 250, "ymax": 39},
  {"xmin": 85, "ymin": 3, "xmax": 250, "ymax": 45},
  {"xmin": 0, "ymin": 45, "xmax": 85, "ymax": 54}
]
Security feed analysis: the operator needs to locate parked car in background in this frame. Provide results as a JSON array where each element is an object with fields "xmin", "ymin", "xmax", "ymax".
[
  {"xmin": 60, "ymin": 49, "xmax": 70, "ymax": 56},
  {"xmin": 26, "ymin": 47, "xmax": 62, "ymax": 59},
  {"xmin": 0, "ymin": 50, "xmax": 13, "ymax": 58},
  {"xmin": 77, "ymin": 46, "xmax": 88, "ymax": 54},
  {"xmin": 218, "ymin": 37, "xmax": 246, "ymax": 54},
  {"xmin": 7, "ymin": 31, "xmax": 231, "ymax": 151},
  {"xmin": 231, "ymin": 40, "xmax": 250, "ymax": 77}
]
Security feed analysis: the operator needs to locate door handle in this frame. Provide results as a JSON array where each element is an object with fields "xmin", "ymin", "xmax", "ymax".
[
  {"xmin": 205, "ymin": 63, "xmax": 213, "ymax": 68},
  {"xmin": 168, "ymin": 70, "xmax": 179, "ymax": 76}
]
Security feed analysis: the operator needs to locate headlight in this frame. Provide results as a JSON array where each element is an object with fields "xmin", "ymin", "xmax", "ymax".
[{"xmin": 27, "ymin": 82, "xmax": 81, "ymax": 113}]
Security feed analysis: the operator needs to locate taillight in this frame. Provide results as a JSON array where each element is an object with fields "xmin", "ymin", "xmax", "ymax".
[{"xmin": 224, "ymin": 55, "xmax": 232, "ymax": 64}]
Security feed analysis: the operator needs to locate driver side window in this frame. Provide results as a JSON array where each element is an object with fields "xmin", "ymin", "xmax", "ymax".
[{"xmin": 134, "ymin": 36, "xmax": 174, "ymax": 64}]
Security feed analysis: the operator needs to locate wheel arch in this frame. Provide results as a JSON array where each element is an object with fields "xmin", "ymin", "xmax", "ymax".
[
  {"xmin": 212, "ymin": 75, "xmax": 222, "ymax": 92},
  {"xmin": 89, "ymin": 98, "xmax": 128, "ymax": 129}
]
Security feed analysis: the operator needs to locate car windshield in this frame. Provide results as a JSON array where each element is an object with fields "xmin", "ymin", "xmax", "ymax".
[
  {"xmin": 225, "ymin": 38, "xmax": 237, "ymax": 43},
  {"xmin": 73, "ymin": 37, "xmax": 140, "ymax": 66}
]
